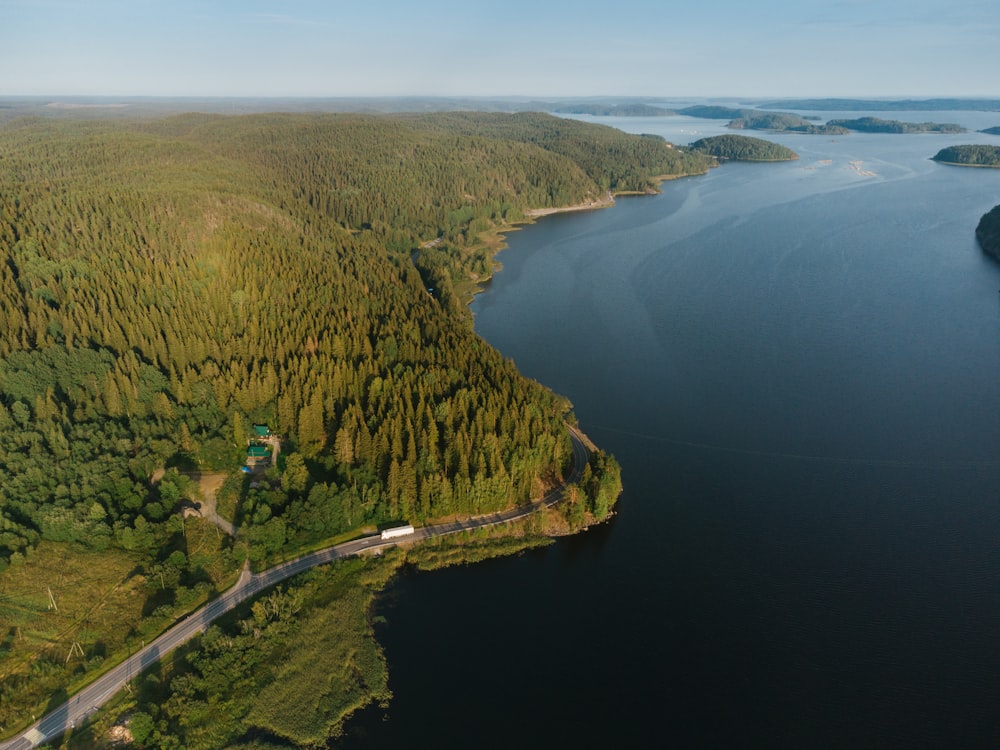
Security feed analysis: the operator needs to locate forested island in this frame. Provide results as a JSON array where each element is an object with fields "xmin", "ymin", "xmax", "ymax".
[
  {"xmin": 678, "ymin": 105, "xmax": 846, "ymax": 134},
  {"xmin": 931, "ymin": 144, "xmax": 1000, "ymax": 167},
  {"xmin": 727, "ymin": 111, "xmax": 845, "ymax": 134},
  {"xmin": 976, "ymin": 205, "xmax": 1000, "ymax": 260},
  {"xmin": 826, "ymin": 116, "xmax": 965, "ymax": 133},
  {"xmin": 981, "ymin": 126, "xmax": 1000, "ymax": 135},
  {"xmin": 0, "ymin": 111, "xmax": 712, "ymax": 748},
  {"xmin": 689, "ymin": 134, "xmax": 798, "ymax": 161},
  {"xmin": 682, "ymin": 105, "xmax": 976, "ymax": 136}
]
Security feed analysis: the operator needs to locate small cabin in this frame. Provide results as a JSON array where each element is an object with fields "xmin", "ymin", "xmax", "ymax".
[{"xmin": 247, "ymin": 444, "xmax": 270, "ymax": 459}]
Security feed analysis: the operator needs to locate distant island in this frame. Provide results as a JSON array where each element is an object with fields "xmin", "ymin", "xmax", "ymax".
[
  {"xmin": 931, "ymin": 145, "xmax": 1000, "ymax": 167},
  {"xmin": 678, "ymin": 105, "xmax": 846, "ymax": 134},
  {"xmin": 689, "ymin": 134, "xmax": 798, "ymax": 162},
  {"xmin": 827, "ymin": 116, "xmax": 965, "ymax": 133},
  {"xmin": 981, "ymin": 126, "xmax": 1000, "ymax": 135},
  {"xmin": 977, "ymin": 205, "xmax": 1000, "ymax": 261},
  {"xmin": 553, "ymin": 103, "xmax": 674, "ymax": 117},
  {"xmin": 728, "ymin": 112, "xmax": 847, "ymax": 134},
  {"xmin": 756, "ymin": 98, "xmax": 1000, "ymax": 112}
]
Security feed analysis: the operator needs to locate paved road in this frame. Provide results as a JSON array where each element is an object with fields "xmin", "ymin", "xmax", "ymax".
[{"xmin": 0, "ymin": 427, "xmax": 589, "ymax": 750}]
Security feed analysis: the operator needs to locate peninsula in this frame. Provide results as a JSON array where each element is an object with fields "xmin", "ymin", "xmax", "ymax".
[
  {"xmin": 977, "ymin": 205, "xmax": 1000, "ymax": 260},
  {"xmin": 0, "ymin": 110, "xmax": 708, "ymax": 749}
]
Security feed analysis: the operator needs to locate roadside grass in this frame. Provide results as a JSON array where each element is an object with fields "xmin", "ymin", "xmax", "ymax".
[{"xmin": 405, "ymin": 520, "xmax": 552, "ymax": 572}]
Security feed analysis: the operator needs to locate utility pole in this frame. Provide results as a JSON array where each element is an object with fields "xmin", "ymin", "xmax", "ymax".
[{"xmin": 65, "ymin": 642, "xmax": 84, "ymax": 664}]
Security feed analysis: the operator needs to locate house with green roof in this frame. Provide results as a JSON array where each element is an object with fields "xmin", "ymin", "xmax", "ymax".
[{"xmin": 246, "ymin": 442, "xmax": 271, "ymax": 466}]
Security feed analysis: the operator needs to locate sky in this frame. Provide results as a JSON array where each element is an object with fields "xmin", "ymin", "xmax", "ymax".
[{"xmin": 1, "ymin": 0, "xmax": 997, "ymax": 99}]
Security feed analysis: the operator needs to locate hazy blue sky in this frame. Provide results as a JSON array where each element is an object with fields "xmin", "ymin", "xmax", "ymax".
[{"xmin": 2, "ymin": 0, "xmax": 996, "ymax": 98}]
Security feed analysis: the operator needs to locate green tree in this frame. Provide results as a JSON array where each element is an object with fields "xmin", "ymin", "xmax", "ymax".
[
  {"xmin": 130, "ymin": 711, "xmax": 155, "ymax": 746},
  {"xmin": 282, "ymin": 452, "xmax": 308, "ymax": 494}
]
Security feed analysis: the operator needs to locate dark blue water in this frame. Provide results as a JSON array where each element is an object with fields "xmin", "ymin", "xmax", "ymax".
[{"xmin": 341, "ymin": 114, "xmax": 1000, "ymax": 748}]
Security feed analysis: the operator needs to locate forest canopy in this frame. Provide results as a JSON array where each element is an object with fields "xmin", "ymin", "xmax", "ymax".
[{"xmin": 0, "ymin": 111, "xmax": 706, "ymax": 572}]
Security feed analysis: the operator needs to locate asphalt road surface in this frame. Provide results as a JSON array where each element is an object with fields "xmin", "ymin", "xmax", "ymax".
[{"xmin": 0, "ymin": 427, "xmax": 589, "ymax": 750}]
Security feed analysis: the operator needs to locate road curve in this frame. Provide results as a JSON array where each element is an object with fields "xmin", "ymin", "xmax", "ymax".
[{"xmin": 0, "ymin": 426, "xmax": 590, "ymax": 750}]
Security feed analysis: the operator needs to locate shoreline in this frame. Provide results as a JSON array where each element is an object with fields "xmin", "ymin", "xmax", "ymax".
[
  {"xmin": 932, "ymin": 159, "xmax": 1000, "ymax": 169},
  {"xmin": 521, "ymin": 168, "xmax": 714, "ymax": 219},
  {"xmin": 467, "ymin": 168, "xmax": 713, "ymax": 300},
  {"xmin": 524, "ymin": 191, "xmax": 615, "ymax": 217}
]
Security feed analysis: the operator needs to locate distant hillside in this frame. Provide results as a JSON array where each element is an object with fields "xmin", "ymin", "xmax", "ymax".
[
  {"xmin": 403, "ymin": 112, "xmax": 713, "ymax": 194},
  {"xmin": 931, "ymin": 144, "xmax": 1000, "ymax": 167},
  {"xmin": 757, "ymin": 98, "xmax": 1000, "ymax": 112},
  {"xmin": 827, "ymin": 116, "xmax": 965, "ymax": 133},
  {"xmin": 981, "ymin": 126, "xmax": 1000, "ymax": 135},
  {"xmin": 689, "ymin": 134, "xmax": 798, "ymax": 161},
  {"xmin": 679, "ymin": 105, "xmax": 749, "ymax": 119},
  {"xmin": 977, "ymin": 205, "xmax": 1000, "ymax": 261},
  {"xmin": 554, "ymin": 103, "xmax": 675, "ymax": 117}
]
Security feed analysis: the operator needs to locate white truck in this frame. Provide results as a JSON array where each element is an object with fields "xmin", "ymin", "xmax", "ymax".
[{"xmin": 380, "ymin": 524, "xmax": 415, "ymax": 541}]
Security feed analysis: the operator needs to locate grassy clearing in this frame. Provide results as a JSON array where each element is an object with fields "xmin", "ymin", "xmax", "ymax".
[
  {"xmin": 0, "ymin": 519, "xmax": 239, "ymax": 736},
  {"xmin": 0, "ymin": 542, "xmax": 147, "ymax": 733}
]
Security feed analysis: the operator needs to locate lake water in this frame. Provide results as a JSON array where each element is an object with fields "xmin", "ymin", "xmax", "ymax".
[{"xmin": 340, "ymin": 112, "xmax": 1000, "ymax": 748}]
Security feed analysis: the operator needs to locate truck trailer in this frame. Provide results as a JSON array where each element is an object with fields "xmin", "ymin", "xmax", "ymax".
[{"xmin": 380, "ymin": 524, "xmax": 415, "ymax": 541}]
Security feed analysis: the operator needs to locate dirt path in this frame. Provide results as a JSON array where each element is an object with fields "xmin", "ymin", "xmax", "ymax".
[{"xmin": 187, "ymin": 472, "xmax": 236, "ymax": 537}]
